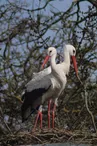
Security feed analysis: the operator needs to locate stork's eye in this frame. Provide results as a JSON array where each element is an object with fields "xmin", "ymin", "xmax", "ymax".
[{"xmin": 73, "ymin": 50, "xmax": 75, "ymax": 54}]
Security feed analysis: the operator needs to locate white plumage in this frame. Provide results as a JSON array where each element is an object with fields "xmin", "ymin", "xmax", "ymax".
[{"xmin": 21, "ymin": 45, "xmax": 78, "ymax": 130}]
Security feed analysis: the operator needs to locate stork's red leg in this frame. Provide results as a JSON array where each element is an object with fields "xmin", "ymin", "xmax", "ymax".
[
  {"xmin": 52, "ymin": 103, "xmax": 56, "ymax": 128},
  {"xmin": 32, "ymin": 105, "xmax": 42, "ymax": 131},
  {"xmin": 39, "ymin": 109, "xmax": 43, "ymax": 129},
  {"xmin": 48, "ymin": 99, "xmax": 52, "ymax": 128},
  {"xmin": 52, "ymin": 98, "xmax": 58, "ymax": 128}
]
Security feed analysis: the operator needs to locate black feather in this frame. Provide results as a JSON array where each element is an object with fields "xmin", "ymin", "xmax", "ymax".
[
  {"xmin": 21, "ymin": 87, "xmax": 51, "ymax": 122},
  {"xmin": 21, "ymin": 75, "xmax": 52, "ymax": 122}
]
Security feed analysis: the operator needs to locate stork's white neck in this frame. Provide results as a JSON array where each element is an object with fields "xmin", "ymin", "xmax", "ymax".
[
  {"xmin": 62, "ymin": 46, "xmax": 71, "ymax": 75},
  {"xmin": 50, "ymin": 51, "xmax": 67, "ymax": 92},
  {"xmin": 50, "ymin": 53, "xmax": 65, "ymax": 85},
  {"xmin": 50, "ymin": 53, "xmax": 57, "ymax": 70},
  {"xmin": 63, "ymin": 47, "xmax": 70, "ymax": 65}
]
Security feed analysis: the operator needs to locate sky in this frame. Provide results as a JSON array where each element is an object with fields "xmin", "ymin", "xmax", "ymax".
[
  {"xmin": 0, "ymin": 0, "xmax": 91, "ymax": 12},
  {"xmin": 50, "ymin": 0, "xmax": 91, "ymax": 12}
]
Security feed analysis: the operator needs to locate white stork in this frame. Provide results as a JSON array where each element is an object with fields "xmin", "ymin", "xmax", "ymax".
[{"xmin": 21, "ymin": 45, "xmax": 78, "ymax": 131}]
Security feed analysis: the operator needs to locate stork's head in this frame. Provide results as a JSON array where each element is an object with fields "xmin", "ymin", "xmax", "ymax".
[
  {"xmin": 65, "ymin": 44, "xmax": 76, "ymax": 56},
  {"xmin": 47, "ymin": 47, "xmax": 57, "ymax": 57},
  {"xmin": 65, "ymin": 44, "xmax": 78, "ymax": 76},
  {"xmin": 41, "ymin": 47, "xmax": 57, "ymax": 69}
]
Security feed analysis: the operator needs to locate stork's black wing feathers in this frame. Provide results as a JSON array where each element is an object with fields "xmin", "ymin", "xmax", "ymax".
[{"xmin": 21, "ymin": 76, "xmax": 52, "ymax": 122}]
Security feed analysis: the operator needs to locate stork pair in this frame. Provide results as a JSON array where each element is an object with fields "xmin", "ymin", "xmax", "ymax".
[{"xmin": 21, "ymin": 44, "xmax": 78, "ymax": 131}]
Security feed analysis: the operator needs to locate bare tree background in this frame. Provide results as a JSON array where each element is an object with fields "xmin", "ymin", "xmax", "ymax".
[{"xmin": 0, "ymin": 0, "xmax": 97, "ymax": 145}]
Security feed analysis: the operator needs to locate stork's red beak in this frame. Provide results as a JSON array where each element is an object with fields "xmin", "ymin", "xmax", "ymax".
[
  {"xmin": 71, "ymin": 56, "xmax": 78, "ymax": 76},
  {"xmin": 41, "ymin": 55, "xmax": 50, "ymax": 69}
]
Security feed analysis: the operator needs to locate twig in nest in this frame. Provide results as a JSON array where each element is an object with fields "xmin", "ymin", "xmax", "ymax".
[
  {"xmin": 29, "ymin": 133, "xmax": 42, "ymax": 143},
  {"xmin": 76, "ymin": 133, "xmax": 88, "ymax": 146}
]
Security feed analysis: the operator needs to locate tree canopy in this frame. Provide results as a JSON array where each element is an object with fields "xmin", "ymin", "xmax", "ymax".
[{"xmin": 0, "ymin": 0, "xmax": 97, "ymax": 145}]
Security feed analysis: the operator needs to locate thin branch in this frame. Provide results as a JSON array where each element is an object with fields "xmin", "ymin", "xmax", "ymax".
[{"xmin": 83, "ymin": 84, "xmax": 97, "ymax": 133}]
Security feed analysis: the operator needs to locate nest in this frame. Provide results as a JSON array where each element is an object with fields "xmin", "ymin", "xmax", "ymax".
[{"xmin": 0, "ymin": 128, "xmax": 97, "ymax": 146}]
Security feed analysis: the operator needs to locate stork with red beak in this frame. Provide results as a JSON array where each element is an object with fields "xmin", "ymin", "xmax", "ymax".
[{"xmin": 21, "ymin": 45, "xmax": 78, "ymax": 131}]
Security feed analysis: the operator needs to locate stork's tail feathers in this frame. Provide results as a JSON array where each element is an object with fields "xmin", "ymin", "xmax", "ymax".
[
  {"xmin": 21, "ymin": 103, "xmax": 40, "ymax": 122},
  {"xmin": 21, "ymin": 107, "xmax": 36, "ymax": 122}
]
